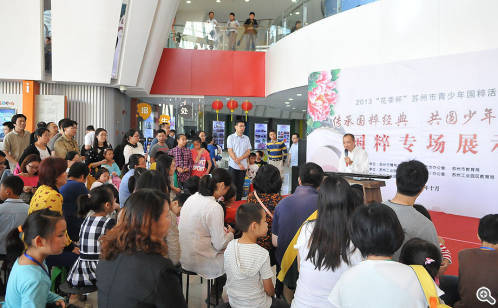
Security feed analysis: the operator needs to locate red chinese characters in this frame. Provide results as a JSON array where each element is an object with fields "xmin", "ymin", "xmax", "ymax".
[
  {"xmin": 401, "ymin": 134, "xmax": 416, "ymax": 152},
  {"xmin": 457, "ymin": 134, "xmax": 478, "ymax": 154},
  {"xmin": 426, "ymin": 134, "xmax": 445, "ymax": 153},
  {"xmin": 374, "ymin": 134, "xmax": 390, "ymax": 152}
]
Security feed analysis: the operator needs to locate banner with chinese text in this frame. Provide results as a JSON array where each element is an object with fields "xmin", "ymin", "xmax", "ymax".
[{"xmin": 306, "ymin": 49, "xmax": 498, "ymax": 218}]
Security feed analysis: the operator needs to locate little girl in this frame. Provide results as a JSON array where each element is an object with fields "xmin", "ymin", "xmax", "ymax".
[
  {"xmin": 399, "ymin": 237, "xmax": 442, "ymax": 281},
  {"xmin": 4, "ymin": 209, "xmax": 66, "ymax": 307},
  {"xmin": 90, "ymin": 167, "xmax": 110, "ymax": 190},
  {"xmin": 101, "ymin": 148, "xmax": 121, "ymax": 177},
  {"xmin": 67, "ymin": 186, "xmax": 116, "ymax": 287}
]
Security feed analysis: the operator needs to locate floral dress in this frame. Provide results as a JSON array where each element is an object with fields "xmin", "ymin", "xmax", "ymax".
[{"xmin": 247, "ymin": 192, "xmax": 282, "ymax": 254}]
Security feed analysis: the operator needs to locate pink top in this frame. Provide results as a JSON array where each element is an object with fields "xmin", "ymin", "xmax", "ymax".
[{"xmin": 19, "ymin": 175, "xmax": 39, "ymax": 187}]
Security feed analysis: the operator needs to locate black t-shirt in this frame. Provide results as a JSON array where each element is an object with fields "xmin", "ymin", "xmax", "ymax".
[{"xmin": 97, "ymin": 251, "xmax": 186, "ymax": 308}]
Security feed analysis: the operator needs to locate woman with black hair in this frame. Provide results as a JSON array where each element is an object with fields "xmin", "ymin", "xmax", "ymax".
[
  {"xmin": 122, "ymin": 129, "xmax": 145, "ymax": 165},
  {"xmin": 247, "ymin": 164, "xmax": 282, "ymax": 262},
  {"xmin": 329, "ymin": 203, "xmax": 441, "ymax": 307},
  {"xmin": 16, "ymin": 127, "xmax": 51, "ymax": 174},
  {"xmin": 179, "ymin": 168, "xmax": 234, "ymax": 297},
  {"xmin": 292, "ymin": 175, "xmax": 363, "ymax": 307},
  {"xmin": 86, "ymin": 128, "xmax": 112, "ymax": 172},
  {"xmin": 156, "ymin": 154, "xmax": 180, "ymax": 194}
]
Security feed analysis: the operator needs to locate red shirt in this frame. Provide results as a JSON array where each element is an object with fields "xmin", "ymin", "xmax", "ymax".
[{"xmin": 190, "ymin": 148, "xmax": 211, "ymax": 177}]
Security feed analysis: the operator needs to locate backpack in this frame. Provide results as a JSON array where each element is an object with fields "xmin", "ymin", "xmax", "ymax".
[{"xmin": 410, "ymin": 265, "xmax": 451, "ymax": 308}]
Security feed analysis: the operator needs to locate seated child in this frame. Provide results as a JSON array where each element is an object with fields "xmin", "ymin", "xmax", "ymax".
[
  {"xmin": 101, "ymin": 148, "xmax": 121, "ymax": 177},
  {"xmin": 90, "ymin": 167, "xmax": 110, "ymax": 190},
  {"xmin": 170, "ymin": 193, "xmax": 189, "ymax": 217},
  {"xmin": 413, "ymin": 204, "xmax": 452, "ymax": 276},
  {"xmin": 255, "ymin": 150, "xmax": 267, "ymax": 167},
  {"xmin": 329, "ymin": 203, "xmax": 443, "ymax": 308},
  {"xmin": 454, "ymin": 214, "xmax": 498, "ymax": 308},
  {"xmin": 4, "ymin": 209, "xmax": 65, "ymax": 307},
  {"xmin": 0, "ymin": 176, "xmax": 29, "ymax": 255},
  {"xmin": 67, "ymin": 186, "xmax": 116, "ymax": 287},
  {"xmin": 400, "ymin": 237, "xmax": 442, "ymax": 281},
  {"xmin": 224, "ymin": 203, "xmax": 288, "ymax": 308}
]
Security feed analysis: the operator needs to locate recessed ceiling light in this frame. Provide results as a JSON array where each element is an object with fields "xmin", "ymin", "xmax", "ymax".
[
  {"xmin": 289, "ymin": 13, "xmax": 293, "ymax": 16},
  {"xmin": 302, "ymin": 109, "xmax": 306, "ymax": 112},
  {"xmin": 296, "ymin": 93, "xmax": 302, "ymax": 96},
  {"xmin": 216, "ymin": 0, "xmax": 220, "ymax": 2},
  {"xmin": 244, "ymin": 0, "xmax": 250, "ymax": 2},
  {"xmin": 284, "ymin": 101, "xmax": 290, "ymax": 104},
  {"xmin": 292, "ymin": 107, "xmax": 296, "ymax": 110},
  {"xmin": 288, "ymin": 98, "xmax": 294, "ymax": 101},
  {"xmin": 286, "ymin": 105, "xmax": 291, "ymax": 107},
  {"xmin": 186, "ymin": 0, "xmax": 191, "ymax": 3},
  {"xmin": 295, "ymin": 11, "xmax": 300, "ymax": 15}
]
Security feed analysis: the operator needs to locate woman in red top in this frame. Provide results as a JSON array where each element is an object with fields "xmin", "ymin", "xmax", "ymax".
[
  {"xmin": 190, "ymin": 137, "xmax": 212, "ymax": 177},
  {"xmin": 18, "ymin": 154, "xmax": 41, "ymax": 201}
]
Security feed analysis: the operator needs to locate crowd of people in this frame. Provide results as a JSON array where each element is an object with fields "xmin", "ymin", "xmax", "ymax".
[
  {"xmin": 203, "ymin": 11, "xmax": 259, "ymax": 51},
  {"xmin": 0, "ymin": 113, "xmax": 496, "ymax": 308}
]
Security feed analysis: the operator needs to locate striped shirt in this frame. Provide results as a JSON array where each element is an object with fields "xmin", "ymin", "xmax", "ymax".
[{"xmin": 266, "ymin": 140, "xmax": 287, "ymax": 160}]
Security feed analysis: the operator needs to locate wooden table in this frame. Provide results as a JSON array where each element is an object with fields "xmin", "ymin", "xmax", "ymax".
[{"xmin": 344, "ymin": 177, "xmax": 386, "ymax": 204}]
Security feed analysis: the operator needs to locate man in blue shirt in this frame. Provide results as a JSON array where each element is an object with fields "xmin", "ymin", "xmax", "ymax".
[
  {"xmin": 227, "ymin": 120, "xmax": 251, "ymax": 200},
  {"xmin": 60, "ymin": 162, "xmax": 89, "ymax": 241},
  {"xmin": 272, "ymin": 162, "xmax": 324, "ymax": 301},
  {"xmin": 266, "ymin": 130, "xmax": 287, "ymax": 176}
]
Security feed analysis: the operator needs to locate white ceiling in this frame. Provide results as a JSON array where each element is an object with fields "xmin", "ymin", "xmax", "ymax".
[{"xmin": 140, "ymin": 85, "xmax": 308, "ymax": 119}]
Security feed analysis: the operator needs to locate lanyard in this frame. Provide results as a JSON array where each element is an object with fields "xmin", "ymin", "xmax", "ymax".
[
  {"xmin": 23, "ymin": 252, "xmax": 50, "ymax": 278},
  {"xmin": 480, "ymin": 246, "xmax": 496, "ymax": 251}
]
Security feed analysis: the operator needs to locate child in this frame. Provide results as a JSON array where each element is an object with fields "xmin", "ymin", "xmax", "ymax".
[
  {"xmin": 0, "ymin": 176, "xmax": 29, "ymax": 255},
  {"xmin": 67, "ymin": 186, "xmax": 116, "ymax": 287},
  {"xmin": 255, "ymin": 150, "xmax": 267, "ymax": 166},
  {"xmin": 329, "ymin": 203, "xmax": 442, "ymax": 307},
  {"xmin": 168, "ymin": 134, "xmax": 193, "ymax": 189},
  {"xmin": 91, "ymin": 167, "xmax": 110, "ymax": 190},
  {"xmin": 149, "ymin": 129, "xmax": 169, "ymax": 163},
  {"xmin": 66, "ymin": 151, "xmax": 81, "ymax": 172},
  {"xmin": 399, "ymin": 237, "xmax": 442, "ymax": 280},
  {"xmin": 190, "ymin": 137, "xmax": 212, "ymax": 177},
  {"xmin": 246, "ymin": 152, "xmax": 259, "ymax": 180},
  {"xmin": 454, "ymin": 214, "xmax": 498, "ymax": 308},
  {"xmin": 101, "ymin": 148, "xmax": 121, "ymax": 177},
  {"xmin": 224, "ymin": 203, "xmax": 287, "ymax": 308},
  {"xmin": 170, "ymin": 193, "xmax": 189, "ymax": 217},
  {"xmin": 4, "ymin": 209, "xmax": 66, "ymax": 307},
  {"xmin": 413, "ymin": 204, "xmax": 452, "ymax": 276}
]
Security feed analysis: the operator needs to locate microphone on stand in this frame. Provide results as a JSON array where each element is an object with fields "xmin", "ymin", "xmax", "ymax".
[{"xmin": 345, "ymin": 149, "xmax": 349, "ymax": 166}]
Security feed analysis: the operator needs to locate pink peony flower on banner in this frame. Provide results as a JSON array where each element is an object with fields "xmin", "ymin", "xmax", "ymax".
[{"xmin": 308, "ymin": 72, "xmax": 337, "ymax": 122}]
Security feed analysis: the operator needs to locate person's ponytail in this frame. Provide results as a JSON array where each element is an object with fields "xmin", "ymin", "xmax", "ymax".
[
  {"xmin": 78, "ymin": 186, "xmax": 114, "ymax": 217},
  {"xmin": 198, "ymin": 168, "xmax": 231, "ymax": 196},
  {"xmin": 6, "ymin": 209, "xmax": 63, "ymax": 261}
]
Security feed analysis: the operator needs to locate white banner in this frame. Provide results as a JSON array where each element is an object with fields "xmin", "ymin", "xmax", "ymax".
[{"xmin": 306, "ymin": 49, "xmax": 498, "ymax": 218}]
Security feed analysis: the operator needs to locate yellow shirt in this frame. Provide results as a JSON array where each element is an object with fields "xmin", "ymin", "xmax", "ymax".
[
  {"xmin": 150, "ymin": 162, "xmax": 157, "ymax": 170},
  {"xmin": 29, "ymin": 185, "xmax": 71, "ymax": 245}
]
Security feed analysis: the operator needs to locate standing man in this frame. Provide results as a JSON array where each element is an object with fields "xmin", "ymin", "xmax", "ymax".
[
  {"xmin": 243, "ymin": 12, "xmax": 258, "ymax": 51},
  {"xmin": 83, "ymin": 125, "xmax": 95, "ymax": 151},
  {"xmin": 266, "ymin": 130, "xmax": 287, "ymax": 176},
  {"xmin": 338, "ymin": 133, "xmax": 369, "ymax": 174},
  {"xmin": 206, "ymin": 11, "xmax": 218, "ymax": 50},
  {"xmin": 54, "ymin": 119, "xmax": 79, "ymax": 159},
  {"xmin": 227, "ymin": 120, "xmax": 251, "ymax": 200},
  {"xmin": 3, "ymin": 114, "xmax": 31, "ymax": 170},
  {"xmin": 288, "ymin": 133, "xmax": 300, "ymax": 192},
  {"xmin": 151, "ymin": 123, "xmax": 177, "ymax": 149},
  {"xmin": 48, "ymin": 118, "xmax": 69, "ymax": 151}
]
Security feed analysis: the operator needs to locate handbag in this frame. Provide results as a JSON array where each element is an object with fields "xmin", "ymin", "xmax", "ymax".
[
  {"xmin": 410, "ymin": 265, "xmax": 451, "ymax": 308},
  {"xmin": 253, "ymin": 191, "xmax": 273, "ymax": 218}
]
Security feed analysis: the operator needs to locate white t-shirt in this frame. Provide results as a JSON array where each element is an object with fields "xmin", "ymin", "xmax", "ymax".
[
  {"xmin": 224, "ymin": 239, "xmax": 273, "ymax": 308},
  {"xmin": 328, "ymin": 260, "xmax": 444, "ymax": 308},
  {"xmin": 36, "ymin": 145, "xmax": 51, "ymax": 160},
  {"xmin": 247, "ymin": 163, "xmax": 259, "ymax": 180},
  {"xmin": 338, "ymin": 146, "xmax": 369, "ymax": 174},
  {"xmin": 84, "ymin": 131, "xmax": 95, "ymax": 146},
  {"xmin": 292, "ymin": 221, "xmax": 363, "ymax": 308}
]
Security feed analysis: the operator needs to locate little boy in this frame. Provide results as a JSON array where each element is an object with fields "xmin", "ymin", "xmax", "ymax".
[
  {"xmin": 224, "ymin": 203, "xmax": 287, "ymax": 308},
  {"xmin": 454, "ymin": 214, "xmax": 498, "ymax": 308},
  {"xmin": 246, "ymin": 153, "xmax": 259, "ymax": 180},
  {"xmin": 168, "ymin": 134, "xmax": 193, "ymax": 189},
  {"xmin": 149, "ymin": 129, "xmax": 169, "ymax": 163},
  {"xmin": 0, "ymin": 176, "xmax": 29, "ymax": 255},
  {"xmin": 255, "ymin": 150, "xmax": 267, "ymax": 167}
]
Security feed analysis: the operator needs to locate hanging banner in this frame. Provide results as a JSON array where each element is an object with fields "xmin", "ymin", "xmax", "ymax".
[
  {"xmin": 277, "ymin": 124, "xmax": 291, "ymax": 149},
  {"xmin": 306, "ymin": 49, "xmax": 498, "ymax": 218},
  {"xmin": 212, "ymin": 121, "xmax": 225, "ymax": 149},
  {"xmin": 254, "ymin": 123, "xmax": 268, "ymax": 150},
  {"xmin": 159, "ymin": 114, "xmax": 170, "ymax": 124},
  {"xmin": 137, "ymin": 102, "xmax": 152, "ymax": 120}
]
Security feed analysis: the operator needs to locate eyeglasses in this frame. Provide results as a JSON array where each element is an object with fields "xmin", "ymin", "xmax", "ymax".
[{"xmin": 27, "ymin": 164, "xmax": 39, "ymax": 169}]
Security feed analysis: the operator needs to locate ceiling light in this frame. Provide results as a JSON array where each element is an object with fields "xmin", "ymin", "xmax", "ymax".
[
  {"xmin": 296, "ymin": 93, "xmax": 302, "ymax": 96},
  {"xmin": 186, "ymin": 0, "xmax": 191, "ymax": 3},
  {"xmin": 292, "ymin": 107, "xmax": 296, "ymax": 110},
  {"xmin": 302, "ymin": 109, "xmax": 306, "ymax": 112},
  {"xmin": 295, "ymin": 11, "xmax": 300, "ymax": 15},
  {"xmin": 286, "ymin": 105, "xmax": 291, "ymax": 107},
  {"xmin": 216, "ymin": 0, "xmax": 221, "ymax": 2},
  {"xmin": 244, "ymin": 0, "xmax": 250, "ymax": 2},
  {"xmin": 288, "ymin": 98, "xmax": 294, "ymax": 101},
  {"xmin": 289, "ymin": 13, "xmax": 293, "ymax": 16},
  {"xmin": 291, "ymin": 0, "xmax": 298, "ymax": 2},
  {"xmin": 284, "ymin": 101, "xmax": 290, "ymax": 104}
]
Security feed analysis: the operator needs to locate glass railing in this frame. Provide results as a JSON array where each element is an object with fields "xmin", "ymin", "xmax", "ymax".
[
  {"xmin": 168, "ymin": 0, "xmax": 378, "ymax": 51},
  {"xmin": 168, "ymin": 19, "xmax": 273, "ymax": 51}
]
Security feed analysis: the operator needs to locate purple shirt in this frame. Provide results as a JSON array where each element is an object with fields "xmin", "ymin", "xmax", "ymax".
[{"xmin": 168, "ymin": 146, "xmax": 193, "ymax": 183}]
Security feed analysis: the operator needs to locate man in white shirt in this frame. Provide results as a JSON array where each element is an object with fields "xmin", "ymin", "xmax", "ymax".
[
  {"xmin": 206, "ymin": 11, "xmax": 218, "ymax": 49},
  {"xmin": 227, "ymin": 120, "xmax": 251, "ymax": 200},
  {"xmin": 338, "ymin": 133, "xmax": 369, "ymax": 174},
  {"xmin": 84, "ymin": 125, "xmax": 95, "ymax": 151}
]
